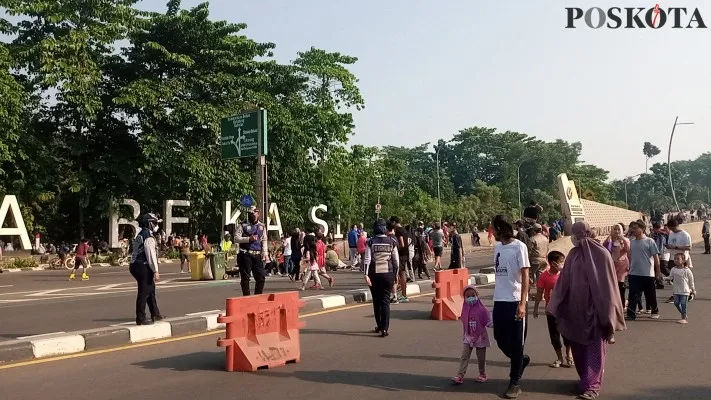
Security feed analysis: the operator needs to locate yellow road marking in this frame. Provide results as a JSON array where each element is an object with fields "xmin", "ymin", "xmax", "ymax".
[{"xmin": 0, "ymin": 291, "xmax": 438, "ymax": 370}]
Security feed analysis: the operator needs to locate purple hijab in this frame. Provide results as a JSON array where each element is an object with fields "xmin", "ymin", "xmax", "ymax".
[
  {"xmin": 461, "ymin": 284, "xmax": 491, "ymax": 344},
  {"xmin": 546, "ymin": 221, "xmax": 626, "ymax": 345}
]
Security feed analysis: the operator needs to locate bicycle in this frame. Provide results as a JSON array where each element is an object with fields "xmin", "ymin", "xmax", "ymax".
[{"xmin": 65, "ymin": 254, "xmax": 92, "ymax": 270}]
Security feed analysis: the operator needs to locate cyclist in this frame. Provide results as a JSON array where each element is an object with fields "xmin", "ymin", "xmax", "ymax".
[{"xmin": 69, "ymin": 238, "xmax": 90, "ymax": 281}]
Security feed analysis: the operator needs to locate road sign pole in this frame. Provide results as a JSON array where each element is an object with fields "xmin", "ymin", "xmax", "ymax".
[{"xmin": 255, "ymin": 109, "xmax": 268, "ymax": 223}]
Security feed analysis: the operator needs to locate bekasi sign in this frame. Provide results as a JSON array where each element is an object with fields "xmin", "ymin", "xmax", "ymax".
[{"xmin": 0, "ymin": 195, "xmax": 343, "ymax": 250}]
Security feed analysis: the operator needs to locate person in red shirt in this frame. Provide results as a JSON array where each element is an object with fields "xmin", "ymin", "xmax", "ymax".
[
  {"xmin": 356, "ymin": 231, "xmax": 367, "ymax": 272},
  {"xmin": 532, "ymin": 251, "xmax": 572, "ymax": 368},
  {"xmin": 315, "ymin": 232, "xmax": 334, "ymax": 287},
  {"xmin": 70, "ymin": 238, "xmax": 90, "ymax": 281}
]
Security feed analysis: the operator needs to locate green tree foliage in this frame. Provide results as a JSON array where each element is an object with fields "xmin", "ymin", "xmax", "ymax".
[{"xmin": 643, "ymin": 141, "xmax": 661, "ymax": 172}]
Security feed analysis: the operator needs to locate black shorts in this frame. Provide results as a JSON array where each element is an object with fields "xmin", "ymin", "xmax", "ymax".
[
  {"xmin": 180, "ymin": 253, "xmax": 189, "ymax": 262},
  {"xmin": 398, "ymin": 256, "xmax": 409, "ymax": 272},
  {"xmin": 433, "ymin": 246, "xmax": 443, "ymax": 257},
  {"xmin": 74, "ymin": 256, "xmax": 87, "ymax": 269}
]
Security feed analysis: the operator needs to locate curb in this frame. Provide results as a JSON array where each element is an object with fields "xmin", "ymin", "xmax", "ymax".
[
  {"xmin": 0, "ymin": 272, "xmax": 496, "ymax": 365},
  {"xmin": 1, "ymin": 263, "xmax": 115, "ymax": 273}
]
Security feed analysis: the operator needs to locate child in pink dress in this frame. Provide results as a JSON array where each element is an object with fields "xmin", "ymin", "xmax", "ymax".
[{"xmin": 452, "ymin": 284, "xmax": 492, "ymax": 384}]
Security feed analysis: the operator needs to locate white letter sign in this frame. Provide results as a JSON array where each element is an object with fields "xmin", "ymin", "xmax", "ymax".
[
  {"xmin": 309, "ymin": 204, "xmax": 328, "ymax": 236},
  {"xmin": 222, "ymin": 201, "xmax": 241, "ymax": 227},
  {"xmin": 109, "ymin": 199, "xmax": 140, "ymax": 248},
  {"xmin": 164, "ymin": 200, "xmax": 190, "ymax": 236},
  {"xmin": 0, "ymin": 195, "xmax": 31, "ymax": 250},
  {"xmin": 266, "ymin": 202, "xmax": 283, "ymax": 237}
]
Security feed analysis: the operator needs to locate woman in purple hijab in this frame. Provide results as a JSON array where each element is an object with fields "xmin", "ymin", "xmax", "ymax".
[{"xmin": 547, "ymin": 221, "xmax": 626, "ymax": 400}]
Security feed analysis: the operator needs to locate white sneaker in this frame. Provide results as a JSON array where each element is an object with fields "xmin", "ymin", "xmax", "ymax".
[
  {"xmin": 678, "ymin": 319, "xmax": 688, "ymax": 324},
  {"xmin": 651, "ymin": 314, "xmax": 660, "ymax": 319}
]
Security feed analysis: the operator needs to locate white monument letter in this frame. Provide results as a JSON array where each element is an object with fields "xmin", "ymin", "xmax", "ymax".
[
  {"xmin": 333, "ymin": 215, "xmax": 343, "ymax": 239},
  {"xmin": 222, "ymin": 201, "xmax": 241, "ymax": 227},
  {"xmin": 0, "ymin": 195, "xmax": 31, "ymax": 250},
  {"xmin": 109, "ymin": 199, "xmax": 140, "ymax": 248},
  {"xmin": 164, "ymin": 200, "xmax": 190, "ymax": 236},
  {"xmin": 266, "ymin": 202, "xmax": 283, "ymax": 237},
  {"xmin": 309, "ymin": 204, "xmax": 328, "ymax": 236}
]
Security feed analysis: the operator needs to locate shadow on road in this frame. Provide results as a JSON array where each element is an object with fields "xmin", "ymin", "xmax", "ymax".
[
  {"xmin": 389, "ymin": 309, "xmax": 432, "ymax": 320},
  {"xmin": 302, "ymin": 328, "xmax": 378, "ymax": 338},
  {"xmin": 263, "ymin": 370, "xmax": 576, "ymax": 396},
  {"xmin": 379, "ymin": 353, "xmax": 549, "ymax": 368},
  {"xmin": 606, "ymin": 386, "xmax": 711, "ymax": 400},
  {"xmin": 132, "ymin": 351, "xmax": 223, "ymax": 372}
]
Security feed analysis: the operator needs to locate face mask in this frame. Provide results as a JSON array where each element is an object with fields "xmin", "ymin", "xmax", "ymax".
[
  {"xmin": 152, "ymin": 225, "xmax": 160, "ymax": 233},
  {"xmin": 465, "ymin": 296, "xmax": 477, "ymax": 305}
]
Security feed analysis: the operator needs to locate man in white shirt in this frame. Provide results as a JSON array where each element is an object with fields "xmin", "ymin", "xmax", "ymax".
[
  {"xmin": 491, "ymin": 215, "xmax": 531, "ymax": 399},
  {"xmin": 666, "ymin": 219, "xmax": 692, "ymax": 268}
]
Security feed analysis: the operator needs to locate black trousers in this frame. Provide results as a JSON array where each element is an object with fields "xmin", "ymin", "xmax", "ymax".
[
  {"xmin": 704, "ymin": 235, "xmax": 710, "ymax": 253},
  {"xmin": 546, "ymin": 314, "xmax": 569, "ymax": 351},
  {"xmin": 237, "ymin": 252, "xmax": 266, "ymax": 296},
  {"xmin": 413, "ymin": 256, "xmax": 429, "ymax": 278},
  {"xmin": 129, "ymin": 263, "xmax": 160, "ymax": 323},
  {"xmin": 618, "ymin": 282, "xmax": 626, "ymax": 309},
  {"xmin": 627, "ymin": 275, "xmax": 658, "ymax": 318},
  {"xmin": 369, "ymin": 273, "xmax": 395, "ymax": 332},
  {"xmin": 289, "ymin": 255, "xmax": 301, "ymax": 280},
  {"xmin": 493, "ymin": 301, "xmax": 528, "ymax": 386}
]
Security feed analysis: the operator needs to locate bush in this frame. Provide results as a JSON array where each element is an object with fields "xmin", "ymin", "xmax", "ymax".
[
  {"xmin": 165, "ymin": 249, "xmax": 180, "ymax": 260},
  {"xmin": 0, "ymin": 257, "xmax": 39, "ymax": 270}
]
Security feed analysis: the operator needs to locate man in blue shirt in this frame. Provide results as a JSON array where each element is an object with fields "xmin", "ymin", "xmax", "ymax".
[{"xmin": 348, "ymin": 224, "xmax": 359, "ymax": 265}]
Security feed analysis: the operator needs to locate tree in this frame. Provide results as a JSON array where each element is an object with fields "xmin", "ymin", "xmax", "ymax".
[{"xmin": 643, "ymin": 141, "xmax": 661, "ymax": 173}]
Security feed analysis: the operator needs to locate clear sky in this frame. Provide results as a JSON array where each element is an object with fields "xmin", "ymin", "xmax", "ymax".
[{"xmin": 140, "ymin": 0, "xmax": 711, "ymax": 180}]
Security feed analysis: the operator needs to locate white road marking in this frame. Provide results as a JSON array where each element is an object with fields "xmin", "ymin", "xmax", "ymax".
[{"xmin": 186, "ymin": 309, "xmax": 222, "ymax": 316}]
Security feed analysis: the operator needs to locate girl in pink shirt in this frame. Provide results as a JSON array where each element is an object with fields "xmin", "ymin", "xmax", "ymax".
[
  {"xmin": 602, "ymin": 224, "xmax": 630, "ymax": 309},
  {"xmin": 451, "ymin": 285, "xmax": 492, "ymax": 385}
]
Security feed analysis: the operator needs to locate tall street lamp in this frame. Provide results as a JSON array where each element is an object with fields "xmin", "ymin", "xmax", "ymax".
[{"xmin": 667, "ymin": 116, "xmax": 694, "ymax": 212}]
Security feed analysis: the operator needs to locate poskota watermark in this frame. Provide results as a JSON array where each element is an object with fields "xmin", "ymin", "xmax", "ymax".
[{"xmin": 566, "ymin": 5, "xmax": 707, "ymax": 29}]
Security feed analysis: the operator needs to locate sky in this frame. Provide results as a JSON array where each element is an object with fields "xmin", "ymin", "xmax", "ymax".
[{"xmin": 140, "ymin": 0, "xmax": 710, "ymax": 180}]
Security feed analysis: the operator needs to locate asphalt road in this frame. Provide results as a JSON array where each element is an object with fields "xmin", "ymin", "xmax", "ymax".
[
  {"xmin": 1, "ymin": 252, "xmax": 709, "ymax": 400},
  {"xmin": 0, "ymin": 250, "xmax": 494, "ymax": 339}
]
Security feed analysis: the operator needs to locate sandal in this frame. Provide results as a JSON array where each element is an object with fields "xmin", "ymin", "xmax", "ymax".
[
  {"xmin": 475, "ymin": 373, "xmax": 488, "ymax": 383},
  {"xmin": 451, "ymin": 375, "xmax": 464, "ymax": 385},
  {"xmin": 563, "ymin": 356, "xmax": 574, "ymax": 368},
  {"xmin": 549, "ymin": 360, "xmax": 562, "ymax": 368},
  {"xmin": 578, "ymin": 391, "xmax": 598, "ymax": 399}
]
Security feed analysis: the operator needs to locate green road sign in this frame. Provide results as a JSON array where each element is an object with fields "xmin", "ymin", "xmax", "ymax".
[{"xmin": 220, "ymin": 109, "xmax": 268, "ymax": 160}]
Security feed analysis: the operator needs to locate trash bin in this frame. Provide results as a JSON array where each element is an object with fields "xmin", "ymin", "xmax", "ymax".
[
  {"xmin": 207, "ymin": 251, "xmax": 228, "ymax": 280},
  {"xmin": 190, "ymin": 252, "xmax": 205, "ymax": 281}
]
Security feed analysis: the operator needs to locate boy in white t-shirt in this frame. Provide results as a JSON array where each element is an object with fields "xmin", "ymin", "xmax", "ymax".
[
  {"xmin": 491, "ymin": 215, "xmax": 531, "ymax": 399},
  {"xmin": 666, "ymin": 219, "xmax": 693, "ymax": 268}
]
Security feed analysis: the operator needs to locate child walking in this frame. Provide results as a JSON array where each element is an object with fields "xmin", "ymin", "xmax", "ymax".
[
  {"xmin": 451, "ymin": 284, "xmax": 491, "ymax": 385},
  {"xmin": 670, "ymin": 253, "xmax": 695, "ymax": 324},
  {"xmin": 533, "ymin": 251, "xmax": 574, "ymax": 368},
  {"xmin": 300, "ymin": 235, "xmax": 324, "ymax": 290}
]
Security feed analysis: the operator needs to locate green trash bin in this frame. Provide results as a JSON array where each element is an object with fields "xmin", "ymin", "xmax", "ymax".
[{"xmin": 207, "ymin": 251, "xmax": 228, "ymax": 280}]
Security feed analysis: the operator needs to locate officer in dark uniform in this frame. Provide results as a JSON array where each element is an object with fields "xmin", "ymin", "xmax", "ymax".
[
  {"xmin": 234, "ymin": 206, "xmax": 268, "ymax": 296},
  {"xmin": 363, "ymin": 218, "xmax": 400, "ymax": 337},
  {"xmin": 129, "ymin": 213, "xmax": 165, "ymax": 325}
]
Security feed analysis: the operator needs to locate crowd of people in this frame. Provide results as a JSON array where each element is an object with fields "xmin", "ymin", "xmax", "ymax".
[{"xmin": 352, "ymin": 209, "xmax": 700, "ymax": 400}]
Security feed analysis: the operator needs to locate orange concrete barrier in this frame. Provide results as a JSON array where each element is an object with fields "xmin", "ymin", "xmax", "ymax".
[
  {"xmin": 430, "ymin": 268, "xmax": 470, "ymax": 321},
  {"xmin": 217, "ymin": 292, "xmax": 305, "ymax": 372}
]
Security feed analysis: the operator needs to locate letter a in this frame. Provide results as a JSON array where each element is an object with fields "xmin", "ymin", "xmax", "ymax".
[{"xmin": 0, "ymin": 195, "xmax": 32, "ymax": 250}]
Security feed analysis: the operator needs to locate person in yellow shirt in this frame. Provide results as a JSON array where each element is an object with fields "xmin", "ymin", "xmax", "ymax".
[{"xmin": 220, "ymin": 232, "xmax": 233, "ymax": 253}]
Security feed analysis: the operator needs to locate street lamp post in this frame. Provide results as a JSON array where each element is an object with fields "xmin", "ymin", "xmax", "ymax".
[
  {"xmin": 667, "ymin": 116, "xmax": 694, "ymax": 212},
  {"xmin": 517, "ymin": 160, "xmax": 525, "ymax": 219},
  {"xmin": 436, "ymin": 140, "xmax": 451, "ymax": 226}
]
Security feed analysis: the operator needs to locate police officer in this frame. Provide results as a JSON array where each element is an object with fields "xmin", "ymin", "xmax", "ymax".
[
  {"xmin": 129, "ymin": 213, "xmax": 164, "ymax": 325},
  {"xmin": 363, "ymin": 218, "xmax": 399, "ymax": 337},
  {"xmin": 234, "ymin": 206, "xmax": 268, "ymax": 296}
]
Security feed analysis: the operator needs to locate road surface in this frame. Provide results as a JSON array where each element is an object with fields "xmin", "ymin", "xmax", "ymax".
[
  {"xmin": 1, "ymin": 251, "xmax": 708, "ymax": 399},
  {"xmin": 0, "ymin": 251, "xmax": 493, "ymax": 339}
]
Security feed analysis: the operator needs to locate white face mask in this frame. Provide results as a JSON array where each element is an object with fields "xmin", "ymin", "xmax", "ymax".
[{"xmin": 152, "ymin": 225, "xmax": 160, "ymax": 233}]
